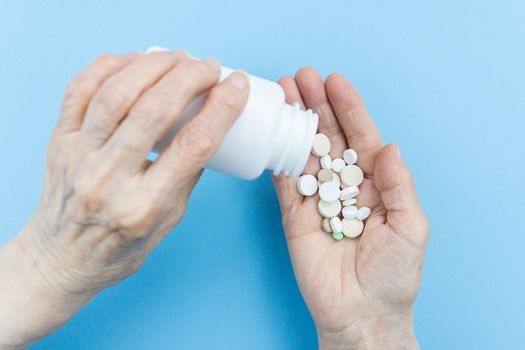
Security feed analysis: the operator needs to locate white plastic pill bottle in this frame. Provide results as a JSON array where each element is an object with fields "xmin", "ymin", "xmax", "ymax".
[{"xmin": 147, "ymin": 46, "xmax": 318, "ymax": 180}]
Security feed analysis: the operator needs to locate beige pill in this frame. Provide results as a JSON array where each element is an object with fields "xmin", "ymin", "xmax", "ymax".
[
  {"xmin": 340, "ymin": 165, "xmax": 364, "ymax": 187},
  {"xmin": 318, "ymin": 199, "xmax": 342, "ymax": 218},
  {"xmin": 311, "ymin": 133, "xmax": 331, "ymax": 157},
  {"xmin": 342, "ymin": 218, "xmax": 364, "ymax": 238},
  {"xmin": 332, "ymin": 172, "xmax": 341, "ymax": 187},
  {"xmin": 318, "ymin": 169, "xmax": 334, "ymax": 183},
  {"xmin": 321, "ymin": 218, "xmax": 332, "ymax": 233}
]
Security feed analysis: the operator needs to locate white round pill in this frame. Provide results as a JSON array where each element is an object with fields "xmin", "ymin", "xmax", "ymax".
[
  {"xmin": 320, "ymin": 154, "xmax": 332, "ymax": 170},
  {"xmin": 342, "ymin": 205, "xmax": 358, "ymax": 219},
  {"xmin": 330, "ymin": 217, "xmax": 343, "ymax": 233},
  {"xmin": 318, "ymin": 181, "xmax": 340, "ymax": 202},
  {"xmin": 312, "ymin": 133, "xmax": 331, "ymax": 157},
  {"xmin": 318, "ymin": 199, "xmax": 342, "ymax": 218},
  {"xmin": 318, "ymin": 169, "xmax": 334, "ymax": 183},
  {"xmin": 332, "ymin": 172, "xmax": 341, "ymax": 187},
  {"xmin": 331, "ymin": 158, "xmax": 346, "ymax": 173},
  {"xmin": 297, "ymin": 175, "xmax": 318, "ymax": 196},
  {"xmin": 357, "ymin": 207, "xmax": 371, "ymax": 220},
  {"xmin": 343, "ymin": 149, "xmax": 358, "ymax": 165},
  {"xmin": 321, "ymin": 218, "xmax": 332, "ymax": 233},
  {"xmin": 340, "ymin": 185, "xmax": 360, "ymax": 201},
  {"xmin": 342, "ymin": 218, "xmax": 364, "ymax": 238},
  {"xmin": 340, "ymin": 165, "xmax": 364, "ymax": 187},
  {"xmin": 342, "ymin": 198, "xmax": 357, "ymax": 206}
]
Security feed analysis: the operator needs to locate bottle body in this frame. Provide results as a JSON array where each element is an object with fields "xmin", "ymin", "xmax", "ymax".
[{"xmin": 152, "ymin": 63, "xmax": 318, "ymax": 180}]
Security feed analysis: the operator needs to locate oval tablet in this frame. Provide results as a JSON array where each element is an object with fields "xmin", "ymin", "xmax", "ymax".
[
  {"xmin": 330, "ymin": 217, "xmax": 343, "ymax": 233},
  {"xmin": 312, "ymin": 133, "xmax": 331, "ymax": 157},
  {"xmin": 342, "ymin": 198, "xmax": 357, "ymax": 206},
  {"xmin": 332, "ymin": 231, "xmax": 344, "ymax": 241},
  {"xmin": 319, "ymin": 181, "xmax": 340, "ymax": 202},
  {"xmin": 318, "ymin": 199, "xmax": 342, "ymax": 218},
  {"xmin": 340, "ymin": 185, "xmax": 359, "ymax": 201},
  {"xmin": 340, "ymin": 165, "xmax": 364, "ymax": 187},
  {"xmin": 297, "ymin": 174, "xmax": 318, "ymax": 196},
  {"xmin": 342, "ymin": 218, "xmax": 364, "ymax": 238},
  {"xmin": 342, "ymin": 205, "xmax": 358, "ymax": 219},
  {"xmin": 357, "ymin": 207, "xmax": 371, "ymax": 220},
  {"xmin": 320, "ymin": 154, "xmax": 332, "ymax": 170}
]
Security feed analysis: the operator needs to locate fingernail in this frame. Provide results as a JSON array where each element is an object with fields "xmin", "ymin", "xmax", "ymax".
[
  {"xmin": 395, "ymin": 144, "xmax": 401, "ymax": 158},
  {"xmin": 229, "ymin": 71, "xmax": 248, "ymax": 89},
  {"xmin": 203, "ymin": 58, "xmax": 221, "ymax": 72}
]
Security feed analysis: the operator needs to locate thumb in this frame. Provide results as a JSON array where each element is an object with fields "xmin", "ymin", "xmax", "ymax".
[{"xmin": 374, "ymin": 144, "xmax": 429, "ymax": 249}]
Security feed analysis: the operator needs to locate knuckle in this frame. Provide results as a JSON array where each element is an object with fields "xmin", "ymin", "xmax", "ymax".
[
  {"xmin": 175, "ymin": 121, "xmax": 218, "ymax": 161},
  {"xmin": 113, "ymin": 201, "xmax": 157, "ymax": 239},
  {"xmin": 95, "ymin": 54, "xmax": 124, "ymax": 69},
  {"xmin": 209, "ymin": 87, "xmax": 242, "ymax": 112},
  {"xmin": 95, "ymin": 82, "xmax": 131, "ymax": 115},
  {"xmin": 73, "ymin": 180, "xmax": 106, "ymax": 215}
]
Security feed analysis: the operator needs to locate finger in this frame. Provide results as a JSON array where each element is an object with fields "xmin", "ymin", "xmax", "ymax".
[
  {"xmin": 58, "ymin": 53, "xmax": 138, "ymax": 133},
  {"xmin": 79, "ymin": 51, "xmax": 188, "ymax": 150},
  {"xmin": 273, "ymin": 76, "xmax": 306, "ymax": 215},
  {"xmin": 325, "ymin": 73, "xmax": 383, "ymax": 175},
  {"xmin": 295, "ymin": 67, "xmax": 343, "ymax": 137},
  {"xmin": 144, "ymin": 71, "xmax": 249, "ymax": 188},
  {"xmin": 104, "ymin": 58, "xmax": 222, "ymax": 172},
  {"xmin": 374, "ymin": 144, "xmax": 429, "ymax": 248}
]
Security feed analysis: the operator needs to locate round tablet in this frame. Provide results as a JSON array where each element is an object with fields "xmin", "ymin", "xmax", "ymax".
[
  {"xmin": 342, "ymin": 205, "xmax": 358, "ymax": 219},
  {"xmin": 296, "ymin": 175, "xmax": 318, "ymax": 196},
  {"xmin": 318, "ymin": 169, "xmax": 334, "ymax": 183},
  {"xmin": 357, "ymin": 207, "xmax": 371, "ymax": 220},
  {"xmin": 332, "ymin": 231, "xmax": 344, "ymax": 241},
  {"xmin": 318, "ymin": 199, "xmax": 342, "ymax": 218},
  {"xmin": 343, "ymin": 149, "xmax": 358, "ymax": 165},
  {"xmin": 340, "ymin": 165, "xmax": 364, "ymax": 187},
  {"xmin": 321, "ymin": 218, "xmax": 332, "ymax": 233},
  {"xmin": 331, "ymin": 158, "xmax": 346, "ymax": 173},
  {"xmin": 311, "ymin": 133, "xmax": 331, "ymax": 157},
  {"xmin": 318, "ymin": 181, "xmax": 340, "ymax": 202},
  {"xmin": 320, "ymin": 154, "xmax": 332, "ymax": 169},
  {"xmin": 342, "ymin": 218, "xmax": 364, "ymax": 238}
]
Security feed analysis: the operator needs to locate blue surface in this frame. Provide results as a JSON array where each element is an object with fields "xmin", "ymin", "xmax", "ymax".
[{"xmin": 1, "ymin": 0, "xmax": 524, "ymax": 349}]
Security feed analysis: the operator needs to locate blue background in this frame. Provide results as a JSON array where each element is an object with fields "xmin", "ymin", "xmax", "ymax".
[{"xmin": 1, "ymin": 0, "xmax": 524, "ymax": 349}]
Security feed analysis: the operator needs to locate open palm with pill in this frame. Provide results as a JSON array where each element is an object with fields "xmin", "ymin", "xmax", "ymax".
[{"xmin": 274, "ymin": 68, "xmax": 430, "ymax": 349}]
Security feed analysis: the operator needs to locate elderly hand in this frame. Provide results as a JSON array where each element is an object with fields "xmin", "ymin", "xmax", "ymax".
[
  {"xmin": 273, "ymin": 68, "xmax": 430, "ymax": 350},
  {"xmin": 0, "ymin": 51, "xmax": 249, "ymax": 348}
]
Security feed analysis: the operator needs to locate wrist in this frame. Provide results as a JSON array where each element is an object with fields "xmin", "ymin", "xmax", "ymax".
[
  {"xmin": 0, "ymin": 219, "xmax": 93, "ymax": 348},
  {"xmin": 317, "ymin": 310, "xmax": 418, "ymax": 350}
]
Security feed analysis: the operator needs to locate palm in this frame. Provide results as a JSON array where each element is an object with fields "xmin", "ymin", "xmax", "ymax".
[{"xmin": 273, "ymin": 69, "xmax": 429, "ymax": 332}]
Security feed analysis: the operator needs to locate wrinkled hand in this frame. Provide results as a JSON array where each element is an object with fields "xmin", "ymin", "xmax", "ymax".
[
  {"xmin": 0, "ymin": 51, "xmax": 248, "ymax": 348},
  {"xmin": 273, "ymin": 68, "xmax": 429, "ymax": 349}
]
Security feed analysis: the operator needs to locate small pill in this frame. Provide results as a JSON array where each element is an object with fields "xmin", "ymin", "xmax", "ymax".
[
  {"xmin": 342, "ymin": 218, "xmax": 364, "ymax": 238},
  {"xmin": 312, "ymin": 133, "xmax": 331, "ymax": 157},
  {"xmin": 332, "ymin": 231, "xmax": 344, "ymax": 241},
  {"xmin": 330, "ymin": 217, "xmax": 343, "ymax": 233},
  {"xmin": 343, "ymin": 149, "xmax": 358, "ymax": 165},
  {"xmin": 357, "ymin": 207, "xmax": 371, "ymax": 220},
  {"xmin": 318, "ymin": 199, "xmax": 342, "ymax": 218},
  {"xmin": 342, "ymin": 198, "xmax": 357, "ymax": 206},
  {"xmin": 318, "ymin": 181, "xmax": 340, "ymax": 202},
  {"xmin": 297, "ymin": 174, "xmax": 318, "ymax": 196},
  {"xmin": 331, "ymin": 158, "xmax": 346, "ymax": 173},
  {"xmin": 318, "ymin": 169, "xmax": 334, "ymax": 183},
  {"xmin": 340, "ymin": 185, "xmax": 359, "ymax": 201},
  {"xmin": 332, "ymin": 172, "xmax": 341, "ymax": 187},
  {"xmin": 320, "ymin": 154, "xmax": 332, "ymax": 170},
  {"xmin": 342, "ymin": 205, "xmax": 358, "ymax": 219},
  {"xmin": 321, "ymin": 218, "xmax": 332, "ymax": 233},
  {"xmin": 340, "ymin": 165, "xmax": 364, "ymax": 187}
]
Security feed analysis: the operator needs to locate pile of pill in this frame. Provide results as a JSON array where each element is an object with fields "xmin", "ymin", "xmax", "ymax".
[{"xmin": 296, "ymin": 133, "xmax": 371, "ymax": 241}]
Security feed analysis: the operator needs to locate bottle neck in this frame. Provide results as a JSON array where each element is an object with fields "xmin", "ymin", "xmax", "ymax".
[{"xmin": 268, "ymin": 102, "xmax": 319, "ymax": 176}]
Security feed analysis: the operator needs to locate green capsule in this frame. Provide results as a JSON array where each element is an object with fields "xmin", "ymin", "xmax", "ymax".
[{"xmin": 332, "ymin": 231, "xmax": 344, "ymax": 241}]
